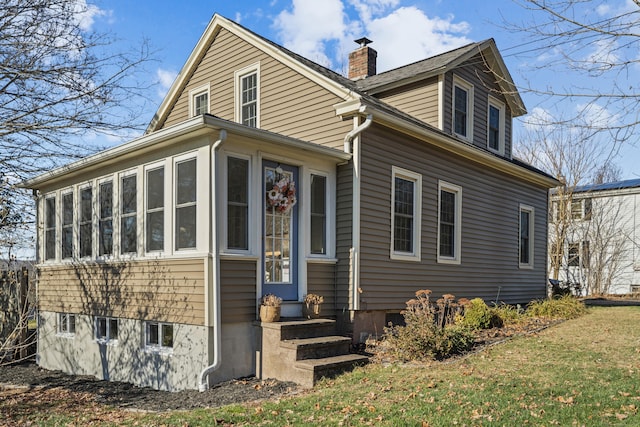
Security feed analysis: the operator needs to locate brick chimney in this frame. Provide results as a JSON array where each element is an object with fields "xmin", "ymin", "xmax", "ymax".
[{"xmin": 348, "ymin": 37, "xmax": 377, "ymax": 80}]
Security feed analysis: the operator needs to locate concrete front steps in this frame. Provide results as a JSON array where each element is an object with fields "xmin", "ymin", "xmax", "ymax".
[{"xmin": 257, "ymin": 318, "xmax": 368, "ymax": 388}]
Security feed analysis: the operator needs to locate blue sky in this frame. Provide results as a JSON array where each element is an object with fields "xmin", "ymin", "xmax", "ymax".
[{"xmin": 88, "ymin": 0, "xmax": 638, "ymax": 179}]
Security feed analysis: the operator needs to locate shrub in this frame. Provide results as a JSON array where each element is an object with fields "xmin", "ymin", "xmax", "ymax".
[
  {"xmin": 526, "ymin": 295, "xmax": 587, "ymax": 319},
  {"xmin": 383, "ymin": 290, "xmax": 474, "ymax": 361},
  {"xmin": 491, "ymin": 303, "xmax": 525, "ymax": 325},
  {"xmin": 459, "ymin": 298, "xmax": 502, "ymax": 330}
]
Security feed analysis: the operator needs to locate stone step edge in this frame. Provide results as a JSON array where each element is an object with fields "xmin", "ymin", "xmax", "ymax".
[
  {"xmin": 280, "ymin": 336, "xmax": 351, "ymax": 349},
  {"xmin": 294, "ymin": 354, "xmax": 369, "ymax": 372}
]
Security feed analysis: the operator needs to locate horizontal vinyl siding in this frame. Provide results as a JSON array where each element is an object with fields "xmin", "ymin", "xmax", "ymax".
[
  {"xmin": 358, "ymin": 123, "xmax": 548, "ymax": 311},
  {"xmin": 307, "ymin": 262, "xmax": 336, "ymax": 312},
  {"xmin": 220, "ymin": 259, "xmax": 257, "ymax": 323},
  {"xmin": 376, "ymin": 77, "xmax": 439, "ymax": 128},
  {"xmin": 443, "ymin": 53, "xmax": 514, "ymax": 157},
  {"xmin": 38, "ymin": 258, "xmax": 205, "ymax": 325},
  {"xmin": 161, "ymin": 28, "xmax": 352, "ymax": 149}
]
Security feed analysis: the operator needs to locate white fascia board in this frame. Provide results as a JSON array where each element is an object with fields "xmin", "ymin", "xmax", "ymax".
[
  {"xmin": 148, "ymin": 14, "xmax": 359, "ymax": 133},
  {"xmin": 335, "ymin": 100, "xmax": 558, "ymax": 188},
  {"xmin": 21, "ymin": 115, "xmax": 351, "ymax": 189}
]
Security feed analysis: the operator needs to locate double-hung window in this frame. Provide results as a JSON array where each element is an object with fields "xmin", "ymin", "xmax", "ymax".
[
  {"xmin": 236, "ymin": 64, "xmax": 259, "ymax": 128},
  {"xmin": 95, "ymin": 317, "xmax": 118, "ymax": 343},
  {"xmin": 310, "ymin": 174, "xmax": 327, "ymax": 255},
  {"xmin": 45, "ymin": 195, "xmax": 56, "ymax": 261},
  {"xmin": 58, "ymin": 313, "xmax": 76, "ymax": 336},
  {"xmin": 391, "ymin": 166, "xmax": 422, "ymax": 261},
  {"xmin": 438, "ymin": 181, "xmax": 462, "ymax": 263},
  {"xmin": 79, "ymin": 187, "xmax": 93, "ymax": 258},
  {"xmin": 146, "ymin": 322, "xmax": 174, "ymax": 350},
  {"xmin": 487, "ymin": 97, "xmax": 505, "ymax": 154},
  {"xmin": 61, "ymin": 192, "xmax": 74, "ymax": 259},
  {"xmin": 519, "ymin": 204, "xmax": 534, "ymax": 268},
  {"xmin": 99, "ymin": 181, "xmax": 113, "ymax": 256},
  {"xmin": 175, "ymin": 158, "xmax": 197, "ymax": 250},
  {"xmin": 227, "ymin": 156, "xmax": 249, "ymax": 250},
  {"xmin": 453, "ymin": 76, "xmax": 473, "ymax": 142},
  {"xmin": 120, "ymin": 174, "xmax": 137, "ymax": 254},
  {"xmin": 571, "ymin": 198, "xmax": 592, "ymax": 220},
  {"xmin": 190, "ymin": 85, "xmax": 209, "ymax": 116},
  {"xmin": 146, "ymin": 166, "xmax": 164, "ymax": 252}
]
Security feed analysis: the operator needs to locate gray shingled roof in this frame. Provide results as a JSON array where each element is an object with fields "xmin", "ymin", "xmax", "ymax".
[{"xmin": 354, "ymin": 41, "xmax": 487, "ymax": 92}]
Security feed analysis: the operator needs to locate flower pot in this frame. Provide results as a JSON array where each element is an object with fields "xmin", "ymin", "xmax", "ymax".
[
  {"xmin": 302, "ymin": 303, "xmax": 322, "ymax": 319},
  {"xmin": 260, "ymin": 305, "xmax": 281, "ymax": 322}
]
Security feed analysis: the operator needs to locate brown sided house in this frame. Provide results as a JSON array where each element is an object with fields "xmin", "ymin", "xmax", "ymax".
[{"xmin": 22, "ymin": 14, "xmax": 558, "ymax": 391}]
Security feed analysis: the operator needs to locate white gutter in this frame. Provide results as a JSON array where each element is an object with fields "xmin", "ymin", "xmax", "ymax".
[
  {"xmin": 199, "ymin": 129, "xmax": 227, "ymax": 392},
  {"xmin": 344, "ymin": 111, "xmax": 373, "ymax": 154},
  {"xmin": 343, "ymin": 112, "xmax": 372, "ymax": 312}
]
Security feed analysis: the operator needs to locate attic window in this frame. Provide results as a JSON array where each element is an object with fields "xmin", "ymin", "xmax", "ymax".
[
  {"xmin": 452, "ymin": 75, "xmax": 473, "ymax": 143},
  {"xmin": 235, "ymin": 63, "xmax": 260, "ymax": 128},
  {"xmin": 189, "ymin": 85, "xmax": 210, "ymax": 117}
]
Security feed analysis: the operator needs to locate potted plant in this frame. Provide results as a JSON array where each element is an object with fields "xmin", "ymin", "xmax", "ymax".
[
  {"xmin": 259, "ymin": 294, "xmax": 282, "ymax": 322},
  {"xmin": 302, "ymin": 293, "xmax": 324, "ymax": 319}
]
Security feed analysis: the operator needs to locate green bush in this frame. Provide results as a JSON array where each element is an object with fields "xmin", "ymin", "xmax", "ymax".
[
  {"xmin": 526, "ymin": 295, "xmax": 587, "ymax": 319},
  {"xmin": 459, "ymin": 298, "xmax": 502, "ymax": 330},
  {"xmin": 490, "ymin": 303, "xmax": 525, "ymax": 325}
]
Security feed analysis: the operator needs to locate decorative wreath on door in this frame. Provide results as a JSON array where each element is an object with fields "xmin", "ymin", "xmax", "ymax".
[{"xmin": 266, "ymin": 170, "xmax": 297, "ymax": 213}]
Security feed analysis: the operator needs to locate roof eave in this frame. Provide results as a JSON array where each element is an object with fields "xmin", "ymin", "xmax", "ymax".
[
  {"xmin": 147, "ymin": 14, "xmax": 359, "ymax": 134},
  {"xmin": 21, "ymin": 115, "xmax": 351, "ymax": 189},
  {"xmin": 336, "ymin": 100, "xmax": 558, "ymax": 188}
]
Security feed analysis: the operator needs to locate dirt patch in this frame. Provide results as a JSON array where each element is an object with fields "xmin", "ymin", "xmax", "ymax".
[{"xmin": 0, "ymin": 363, "xmax": 298, "ymax": 412}]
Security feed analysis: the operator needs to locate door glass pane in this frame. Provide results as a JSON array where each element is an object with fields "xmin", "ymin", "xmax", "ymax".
[{"xmin": 264, "ymin": 167, "xmax": 294, "ymax": 284}]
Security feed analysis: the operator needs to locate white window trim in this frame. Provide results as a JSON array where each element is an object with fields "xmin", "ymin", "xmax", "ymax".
[
  {"xmin": 144, "ymin": 161, "xmax": 167, "ymax": 254},
  {"xmin": 234, "ymin": 62, "xmax": 260, "ymax": 127},
  {"xmin": 94, "ymin": 316, "xmax": 118, "ymax": 345},
  {"xmin": 223, "ymin": 152, "xmax": 252, "ymax": 254},
  {"xmin": 519, "ymin": 204, "xmax": 535, "ymax": 269},
  {"xmin": 437, "ymin": 181, "xmax": 462, "ymax": 264},
  {"xmin": 307, "ymin": 169, "xmax": 336, "ymax": 259},
  {"xmin": 487, "ymin": 96, "xmax": 505, "ymax": 155},
  {"xmin": 189, "ymin": 83, "xmax": 210, "ymax": 117},
  {"xmin": 390, "ymin": 166, "xmax": 422, "ymax": 262},
  {"xmin": 43, "ymin": 192, "xmax": 58, "ymax": 262},
  {"xmin": 57, "ymin": 312, "xmax": 76, "ymax": 338},
  {"xmin": 97, "ymin": 177, "xmax": 114, "ymax": 259},
  {"xmin": 452, "ymin": 75, "xmax": 474, "ymax": 143},
  {"xmin": 118, "ymin": 169, "xmax": 139, "ymax": 257},
  {"xmin": 144, "ymin": 321, "xmax": 174, "ymax": 354},
  {"xmin": 60, "ymin": 189, "xmax": 75, "ymax": 260},
  {"xmin": 173, "ymin": 153, "xmax": 198, "ymax": 252},
  {"xmin": 78, "ymin": 182, "xmax": 95, "ymax": 260}
]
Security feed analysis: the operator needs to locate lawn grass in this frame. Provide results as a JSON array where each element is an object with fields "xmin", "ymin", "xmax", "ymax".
[
  {"xmin": 139, "ymin": 306, "xmax": 640, "ymax": 426},
  {"xmin": 4, "ymin": 306, "xmax": 639, "ymax": 426}
]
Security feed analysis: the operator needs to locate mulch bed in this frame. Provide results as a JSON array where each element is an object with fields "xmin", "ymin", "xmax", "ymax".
[
  {"xmin": 0, "ymin": 317, "xmax": 561, "ymax": 413},
  {"xmin": 0, "ymin": 363, "xmax": 297, "ymax": 412}
]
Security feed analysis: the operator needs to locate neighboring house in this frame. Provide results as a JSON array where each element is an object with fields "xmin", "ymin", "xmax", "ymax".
[
  {"xmin": 549, "ymin": 179, "xmax": 640, "ymax": 295},
  {"xmin": 21, "ymin": 14, "xmax": 557, "ymax": 391}
]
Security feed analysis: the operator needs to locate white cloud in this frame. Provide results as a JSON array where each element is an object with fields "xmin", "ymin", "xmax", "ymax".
[
  {"xmin": 274, "ymin": 0, "xmax": 348, "ymax": 67},
  {"xmin": 73, "ymin": 1, "xmax": 108, "ymax": 31},
  {"xmin": 522, "ymin": 106, "xmax": 554, "ymax": 131},
  {"xmin": 576, "ymin": 103, "xmax": 618, "ymax": 129},
  {"xmin": 272, "ymin": 0, "xmax": 471, "ymax": 74},
  {"xmin": 156, "ymin": 68, "xmax": 178, "ymax": 98},
  {"xmin": 366, "ymin": 7, "xmax": 471, "ymax": 71}
]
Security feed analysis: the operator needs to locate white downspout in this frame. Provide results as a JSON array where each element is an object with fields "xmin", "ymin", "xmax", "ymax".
[
  {"xmin": 344, "ymin": 112, "xmax": 372, "ymax": 312},
  {"xmin": 199, "ymin": 129, "xmax": 227, "ymax": 392}
]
